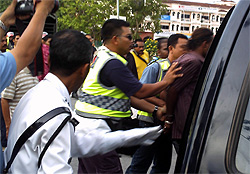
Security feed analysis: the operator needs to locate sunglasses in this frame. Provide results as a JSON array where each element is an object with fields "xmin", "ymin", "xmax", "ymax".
[{"xmin": 118, "ymin": 34, "xmax": 133, "ymax": 41}]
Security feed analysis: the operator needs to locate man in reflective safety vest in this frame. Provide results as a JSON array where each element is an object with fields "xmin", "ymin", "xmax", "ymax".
[
  {"xmin": 75, "ymin": 19, "xmax": 183, "ymax": 174},
  {"xmin": 127, "ymin": 34, "xmax": 188, "ymax": 174}
]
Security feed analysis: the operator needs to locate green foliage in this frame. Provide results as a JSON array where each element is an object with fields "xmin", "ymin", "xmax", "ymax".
[
  {"xmin": 144, "ymin": 38, "xmax": 158, "ymax": 60},
  {"xmin": 56, "ymin": 0, "xmax": 114, "ymax": 40},
  {"xmin": 0, "ymin": 0, "xmax": 12, "ymax": 13},
  {"xmin": 56, "ymin": 0, "xmax": 167, "ymax": 41},
  {"xmin": 119, "ymin": 0, "xmax": 167, "ymax": 38}
]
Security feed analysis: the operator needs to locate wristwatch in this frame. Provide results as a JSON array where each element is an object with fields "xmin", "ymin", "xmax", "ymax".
[
  {"xmin": 152, "ymin": 105, "xmax": 158, "ymax": 117},
  {"xmin": 0, "ymin": 20, "xmax": 8, "ymax": 33}
]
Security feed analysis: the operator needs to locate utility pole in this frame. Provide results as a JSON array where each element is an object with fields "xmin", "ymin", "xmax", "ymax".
[{"xmin": 117, "ymin": 0, "xmax": 119, "ymax": 19}]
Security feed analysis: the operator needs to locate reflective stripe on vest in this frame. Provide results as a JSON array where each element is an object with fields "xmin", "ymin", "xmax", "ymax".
[
  {"xmin": 137, "ymin": 59, "xmax": 171, "ymax": 123},
  {"xmin": 75, "ymin": 49, "xmax": 131, "ymax": 119}
]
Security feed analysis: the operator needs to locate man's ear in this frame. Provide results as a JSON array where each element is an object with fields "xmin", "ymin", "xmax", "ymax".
[
  {"xmin": 168, "ymin": 45, "xmax": 173, "ymax": 52},
  {"xmin": 80, "ymin": 63, "xmax": 90, "ymax": 79},
  {"xmin": 111, "ymin": 35, "xmax": 119, "ymax": 45},
  {"xmin": 202, "ymin": 41, "xmax": 208, "ymax": 49}
]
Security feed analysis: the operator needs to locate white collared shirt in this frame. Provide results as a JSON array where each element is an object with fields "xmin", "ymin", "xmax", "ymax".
[{"xmin": 4, "ymin": 73, "xmax": 161, "ymax": 173}]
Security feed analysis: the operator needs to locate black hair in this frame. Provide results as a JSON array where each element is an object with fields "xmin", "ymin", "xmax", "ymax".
[
  {"xmin": 188, "ymin": 28, "xmax": 213, "ymax": 51},
  {"xmin": 134, "ymin": 38, "xmax": 143, "ymax": 43},
  {"xmin": 156, "ymin": 37, "xmax": 168, "ymax": 50},
  {"xmin": 101, "ymin": 19, "xmax": 130, "ymax": 42},
  {"xmin": 167, "ymin": 34, "xmax": 188, "ymax": 49},
  {"xmin": 43, "ymin": 34, "xmax": 53, "ymax": 42},
  {"xmin": 49, "ymin": 29, "xmax": 92, "ymax": 76},
  {"xmin": 14, "ymin": 32, "xmax": 20, "ymax": 39}
]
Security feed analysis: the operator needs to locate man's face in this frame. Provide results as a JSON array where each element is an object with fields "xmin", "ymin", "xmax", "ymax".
[
  {"xmin": 14, "ymin": 35, "xmax": 20, "ymax": 46},
  {"xmin": 172, "ymin": 38, "xmax": 188, "ymax": 60},
  {"xmin": 158, "ymin": 42, "xmax": 168, "ymax": 59},
  {"xmin": 0, "ymin": 36, "xmax": 7, "ymax": 52},
  {"xmin": 117, "ymin": 26, "xmax": 133, "ymax": 56},
  {"xmin": 202, "ymin": 40, "xmax": 213, "ymax": 57},
  {"xmin": 134, "ymin": 41, "xmax": 144, "ymax": 55}
]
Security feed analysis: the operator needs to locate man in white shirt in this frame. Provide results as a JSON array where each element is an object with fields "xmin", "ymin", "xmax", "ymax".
[{"xmin": 4, "ymin": 29, "xmax": 162, "ymax": 173}]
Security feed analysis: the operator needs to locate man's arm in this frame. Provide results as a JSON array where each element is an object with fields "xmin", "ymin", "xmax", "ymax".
[
  {"xmin": 130, "ymin": 96, "xmax": 166, "ymax": 121},
  {"xmin": 0, "ymin": 0, "xmax": 55, "ymax": 75},
  {"xmin": 134, "ymin": 62, "xmax": 183, "ymax": 99},
  {"xmin": 1, "ymin": 98, "xmax": 11, "ymax": 138}
]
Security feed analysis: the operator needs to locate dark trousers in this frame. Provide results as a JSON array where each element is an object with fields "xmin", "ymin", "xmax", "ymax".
[
  {"xmin": 126, "ymin": 121, "xmax": 172, "ymax": 174},
  {"xmin": 78, "ymin": 150, "xmax": 123, "ymax": 174}
]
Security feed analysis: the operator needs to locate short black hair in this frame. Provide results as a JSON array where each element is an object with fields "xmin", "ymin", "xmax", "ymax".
[
  {"xmin": 101, "ymin": 19, "xmax": 130, "ymax": 42},
  {"xmin": 167, "ymin": 34, "xmax": 188, "ymax": 49},
  {"xmin": 134, "ymin": 38, "xmax": 143, "ymax": 43},
  {"xmin": 49, "ymin": 29, "xmax": 92, "ymax": 76},
  {"xmin": 14, "ymin": 32, "xmax": 20, "ymax": 39},
  {"xmin": 156, "ymin": 37, "xmax": 168, "ymax": 50},
  {"xmin": 188, "ymin": 28, "xmax": 213, "ymax": 51}
]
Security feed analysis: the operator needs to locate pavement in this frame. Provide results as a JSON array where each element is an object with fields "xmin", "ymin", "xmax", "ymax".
[{"xmin": 70, "ymin": 96, "xmax": 177, "ymax": 174}]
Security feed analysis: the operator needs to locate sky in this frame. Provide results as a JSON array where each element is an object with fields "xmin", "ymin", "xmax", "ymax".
[{"xmin": 178, "ymin": 0, "xmax": 239, "ymax": 4}]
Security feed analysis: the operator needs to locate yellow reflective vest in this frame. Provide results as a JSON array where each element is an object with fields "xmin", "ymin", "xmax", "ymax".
[
  {"xmin": 131, "ymin": 50, "xmax": 149, "ymax": 79},
  {"xmin": 75, "ymin": 48, "xmax": 131, "ymax": 120},
  {"xmin": 137, "ymin": 58, "xmax": 171, "ymax": 123}
]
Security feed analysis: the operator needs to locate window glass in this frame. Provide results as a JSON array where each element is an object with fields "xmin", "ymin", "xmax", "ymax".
[{"xmin": 236, "ymin": 90, "xmax": 250, "ymax": 173}]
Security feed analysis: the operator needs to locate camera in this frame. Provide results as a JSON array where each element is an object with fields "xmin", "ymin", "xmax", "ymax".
[{"xmin": 15, "ymin": 0, "xmax": 59, "ymax": 15}]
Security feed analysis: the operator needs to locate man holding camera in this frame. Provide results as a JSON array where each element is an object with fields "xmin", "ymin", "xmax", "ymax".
[{"xmin": 0, "ymin": 0, "xmax": 55, "ymax": 172}]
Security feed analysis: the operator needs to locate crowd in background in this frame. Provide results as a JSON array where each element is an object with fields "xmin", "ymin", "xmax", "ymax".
[{"xmin": 0, "ymin": 0, "xmax": 214, "ymax": 173}]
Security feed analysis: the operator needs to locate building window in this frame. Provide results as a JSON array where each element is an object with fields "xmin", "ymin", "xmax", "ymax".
[
  {"xmin": 177, "ymin": 12, "xmax": 180, "ymax": 19},
  {"xmin": 220, "ymin": 17, "xmax": 225, "ymax": 22},
  {"xmin": 176, "ymin": 25, "xmax": 179, "ymax": 31},
  {"xmin": 192, "ymin": 26, "xmax": 195, "ymax": 31},
  {"xmin": 193, "ymin": 13, "xmax": 195, "ymax": 19},
  {"xmin": 172, "ymin": 24, "xmax": 175, "ymax": 31},
  {"xmin": 161, "ymin": 25, "xmax": 169, "ymax": 30},
  {"xmin": 172, "ymin": 12, "xmax": 175, "ymax": 16},
  {"xmin": 216, "ymin": 15, "xmax": 219, "ymax": 22},
  {"xmin": 212, "ymin": 15, "xmax": 215, "ymax": 21},
  {"xmin": 211, "ymin": 27, "xmax": 214, "ymax": 32},
  {"xmin": 197, "ymin": 14, "xmax": 200, "ymax": 20},
  {"xmin": 181, "ymin": 26, "xmax": 189, "ymax": 31}
]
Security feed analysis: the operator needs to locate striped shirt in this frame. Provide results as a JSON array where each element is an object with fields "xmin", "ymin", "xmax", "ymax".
[
  {"xmin": 171, "ymin": 51, "xmax": 204, "ymax": 139},
  {"xmin": 1, "ymin": 67, "xmax": 39, "ymax": 118}
]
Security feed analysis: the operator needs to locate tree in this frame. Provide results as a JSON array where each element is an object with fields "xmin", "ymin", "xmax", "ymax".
[
  {"xmin": 56, "ymin": 0, "xmax": 114, "ymax": 41},
  {"xmin": 0, "ymin": 0, "xmax": 11, "ymax": 13},
  {"xmin": 119, "ymin": 0, "xmax": 168, "ymax": 38}
]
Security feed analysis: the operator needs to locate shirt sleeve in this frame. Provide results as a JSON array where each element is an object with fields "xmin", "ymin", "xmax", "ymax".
[
  {"xmin": 0, "ymin": 52, "xmax": 17, "ymax": 92},
  {"xmin": 71, "ymin": 114, "xmax": 162, "ymax": 158},
  {"xmin": 172, "ymin": 57, "xmax": 202, "ymax": 92},
  {"xmin": 1, "ymin": 76, "xmax": 16, "ymax": 100},
  {"xmin": 100, "ymin": 59, "xmax": 143, "ymax": 97},
  {"xmin": 140, "ymin": 63, "xmax": 159, "ymax": 84}
]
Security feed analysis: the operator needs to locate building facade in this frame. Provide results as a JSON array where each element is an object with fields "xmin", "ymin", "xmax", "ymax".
[{"xmin": 159, "ymin": 0, "xmax": 235, "ymax": 36}]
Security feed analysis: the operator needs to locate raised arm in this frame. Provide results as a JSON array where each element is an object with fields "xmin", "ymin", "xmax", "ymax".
[{"xmin": 0, "ymin": 0, "xmax": 55, "ymax": 75}]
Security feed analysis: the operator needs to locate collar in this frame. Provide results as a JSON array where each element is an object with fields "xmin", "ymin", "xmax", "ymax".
[
  {"xmin": 189, "ymin": 51, "xmax": 205, "ymax": 62},
  {"xmin": 44, "ymin": 73, "xmax": 72, "ymax": 108}
]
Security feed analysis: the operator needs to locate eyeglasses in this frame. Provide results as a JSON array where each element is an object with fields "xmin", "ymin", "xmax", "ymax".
[{"xmin": 118, "ymin": 34, "xmax": 133, "ymax": 41}]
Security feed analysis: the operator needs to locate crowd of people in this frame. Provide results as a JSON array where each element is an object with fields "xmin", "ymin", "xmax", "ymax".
[{"xmin": 0, "ymin": 0, "xmax": 214, "ymax": 173}]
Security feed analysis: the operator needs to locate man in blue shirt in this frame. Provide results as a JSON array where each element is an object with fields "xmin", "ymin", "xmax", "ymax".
[{"xmin": 0, "ymin": 0, "xmax": 56, "ymax": 172}]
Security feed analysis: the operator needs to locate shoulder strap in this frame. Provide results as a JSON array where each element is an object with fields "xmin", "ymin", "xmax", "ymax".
[
  {"xmin": 4, "ymin": 107, "xmax": 71, "ymax": 173},
  {"xmin": 133, "ymin": 51, "xmax": 148, "ymax": 65},
  {"xmin": 38, "ymin": 115, "xmax": 71, "ymax": 168}
]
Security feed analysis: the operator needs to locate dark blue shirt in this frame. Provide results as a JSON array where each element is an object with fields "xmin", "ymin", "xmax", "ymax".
[{"xmin": 100, "ymin": 59, "xmax": 142, "ymax": 97}]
